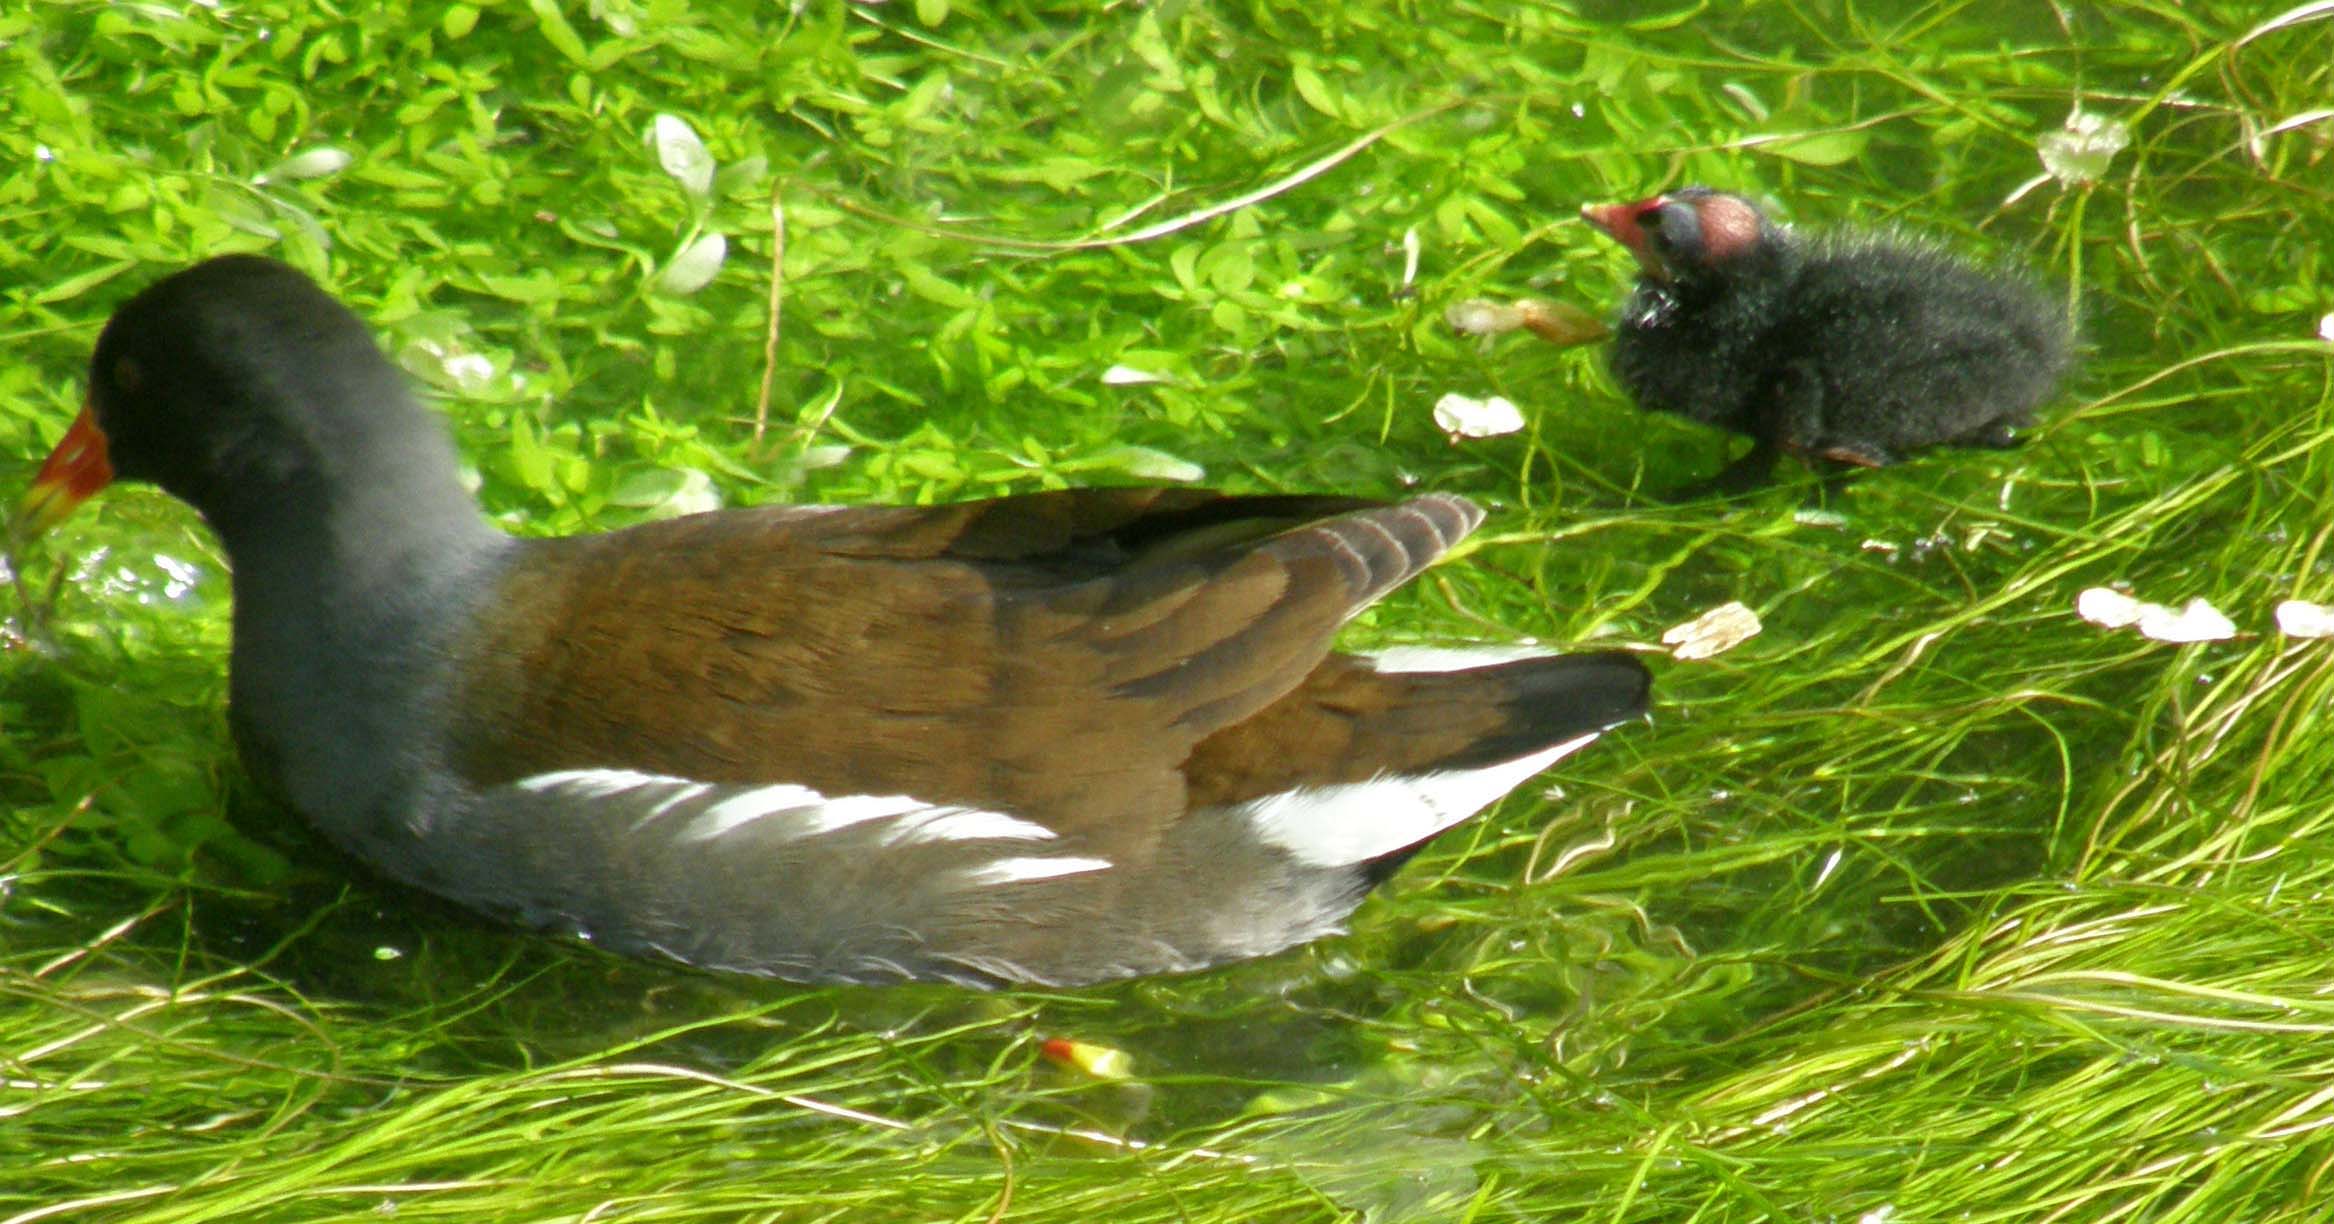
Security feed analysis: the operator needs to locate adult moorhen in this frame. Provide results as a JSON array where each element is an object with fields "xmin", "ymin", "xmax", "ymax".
[
  {"xmin": 1581, "ymin": 187, "xmax": 2073, "ymax": 493},
  {"xmin": 15, "ymin": 256, "xmax": 1651, "ymax": 988}
]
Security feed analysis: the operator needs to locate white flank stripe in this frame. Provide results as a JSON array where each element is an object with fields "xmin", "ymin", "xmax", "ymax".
[
  {"xmin": 1240, "ymin": 732, "xmax": 1601, "ymax": 867},
  {"xmin": 679, "ymin": 783, "xmax": 829, "ymax": 842},
  {"xmin": 643, "ymin": 783, "xmax": 713, "ymax": 819},
  {"xmin": 885, "ymin": 808, "xmax": 1056, "ymax": 846},
  {"xmin": 961, "ymin": 856, "xmax": 1113, "ymax": 886},
  {"xmin": 794, "ymin": 793, "xmax": 929, "ymax": 835},
  {"xmin": 515, "ymin": 767, "xmax": 679, "ymax": 797},
  {"xmin": 1363, "ymin": 644, "xmax": 1555, "ymax": 674},
  {"xmin": 511, "ymin": 768, "xmax": 1053, "ymax": 850}
]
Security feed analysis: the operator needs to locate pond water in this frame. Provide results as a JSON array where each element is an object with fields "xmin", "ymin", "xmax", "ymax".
[{"xmin": 5, "ymin": 2, "xmax": 2331, "ymax": 1220}]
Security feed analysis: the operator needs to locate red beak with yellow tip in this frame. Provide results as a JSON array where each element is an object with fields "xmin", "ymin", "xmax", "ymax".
[{"xmin": 13, "ymin": 407, "xmax": 114, "ymax": 539}]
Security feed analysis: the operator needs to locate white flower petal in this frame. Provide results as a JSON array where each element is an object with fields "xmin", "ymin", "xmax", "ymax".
[
  {"xmin": 2136, "ymin": 596, "xmax": 2236, "ymax": 644},
  {"xmin": 2275, "ymin": 599, "xmax": 2334, "ymax": 639},
  {"xmin": 2076, "ymin": 586, "xmax": 2144, "ymax": 629},
  {"xmin": 2038, "ymin": 109, "xmax": 2131, "ymax": 186},
  {"xmin": 1661, "ymin": 601, "xmax": 1761, "ymax": 661},
  {"xmin": 649, "ymin": 113, "xmax": 715, "ymax": 197},
  {"xmin": 1432, "ymin": 392, "xmax": 1525, "ymax": 439},
  {"xmin": 654, "ymin": 232, "xmax": 727, "ymax": 296}
]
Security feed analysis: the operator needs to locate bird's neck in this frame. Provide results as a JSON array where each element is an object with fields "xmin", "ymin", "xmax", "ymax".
[
  {"xmin": 213, "ymin": 427, "xmax": 510, "ymax": 837},
  {"xmin": 1693, "ymin": 243, "xmax": 1802, "ymax": 311},
  {"xmin": 215, "ymin": 453, "xmax": 503, "ymax": 618}
]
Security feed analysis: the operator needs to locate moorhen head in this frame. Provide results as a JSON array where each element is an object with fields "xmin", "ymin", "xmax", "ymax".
[
  {"xmin": 15, "ymin": 256, "xmax": 1652, "ymax": 988},
  {"xmin": 1581, "ymin": 187, "xmax": 2073, "ymax": 493}
]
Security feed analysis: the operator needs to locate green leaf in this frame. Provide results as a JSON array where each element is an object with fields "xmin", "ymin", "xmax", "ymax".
[
  {"xmin": 899, "ymin": 449, "xmax": 965, "ymax": 481},
  {"xmin": 526, "ymin": 0, "xmax": 590, "ymax": 66},
  {"xmin": 1292, "ymin": 61, "xmax": 1341, "ymax": 120},
  {"xmin": 1074, "ymin": 444, "xmax": 1205, "ymax": 483},
  {"xmin": 466, "ymin": 271, "xmax": 562, "ymax": 305},
  {"xmin": 1754, "ymin": 129, "xmax": 1871, "ymax": 166},
  {"xmin": 609, "ymin": 467, "xmax": 722, "ymax": 518},
  {"xmin": 900, "ymin": 264, "xmax": 981, "ymax": 309},
  {"xmin": 1168, "ymin": 244, "xmax": 1203, "ymax": 295},
  {"xmin": 1197, "ymin": 242, "xmax": 1256, "ymax": 293},
  {"xmin": 32, "ymin": 261, "xmax": 136, "ymax": 304},
  {"xmin": 508, "ymin": 415, "xmax": 553, "ymax": 493}
]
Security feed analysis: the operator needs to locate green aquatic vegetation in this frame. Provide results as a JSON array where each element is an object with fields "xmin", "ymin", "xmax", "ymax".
[{"xmin": 5, "ymin": 0, "xmax": 2334, "ymax": 1220}]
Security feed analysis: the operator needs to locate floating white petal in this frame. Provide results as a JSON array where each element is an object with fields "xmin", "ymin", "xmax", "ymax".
[
  {"xmin": 648, "ymin": 113, "xmax": 715, "ymax": 197},
  {"xmin": 1662, "ymin": 601, "xmax": 1761, "ymax": 660},
  {"xmin": 2075, "ymin": 586, "xmax": 2145, "ymax": 629},
  {"xmin": 656, "ymin": 232, "xmax": 727, "ymax": 296},
  {"xmin": 2275, "ymin": 599, "xmax": 2334, "ymax": 639},
  {"xmin": 1432, "ymin": 392, "xmax": 1526, "ymax": 439},
  {"xmin": 2138, "ymin": 597, "xmax": 2235, "ymax": 643},
  {"xmin": 2038, "ymin": 109, "xmax": 2131, "ymax": 186},
  {"xmin": 2078, "ymin": 588, "xmax": 2236, "ymax": 642}
]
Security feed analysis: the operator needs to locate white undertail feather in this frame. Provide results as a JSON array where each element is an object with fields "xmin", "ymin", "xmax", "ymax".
[
  {"xmin": 1362, "ymin": 644, "xmax": 1557, "ymax": 674},
  {"xmin": 1237, "ymin": 733, "xmax": 1602, "ymax": 868}
]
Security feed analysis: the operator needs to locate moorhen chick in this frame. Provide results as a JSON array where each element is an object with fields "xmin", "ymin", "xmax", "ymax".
[
  {"xmin": 14, "ymin": 256, "xmax": 1651, "ymax": 988},
  {"xmin": 1581, "ymin": 187, "xmax": 2072, "ymax": 493}
]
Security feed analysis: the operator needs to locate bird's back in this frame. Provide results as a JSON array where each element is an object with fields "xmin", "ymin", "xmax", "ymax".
[{"xmin": 1785, "ymin": 234, "xmax": 2072, "ymax": 451}]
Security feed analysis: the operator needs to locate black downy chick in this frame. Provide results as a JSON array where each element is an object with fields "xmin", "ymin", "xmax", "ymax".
[{"xmin": 1581, "ymin": 187, "xmax": 2073, "ymax": 494}]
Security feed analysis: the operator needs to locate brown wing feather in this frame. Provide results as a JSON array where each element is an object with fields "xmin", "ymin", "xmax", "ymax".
[{"xmin": 442, "ymin": 490, "xmax": 1481, "ymax": 859}]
